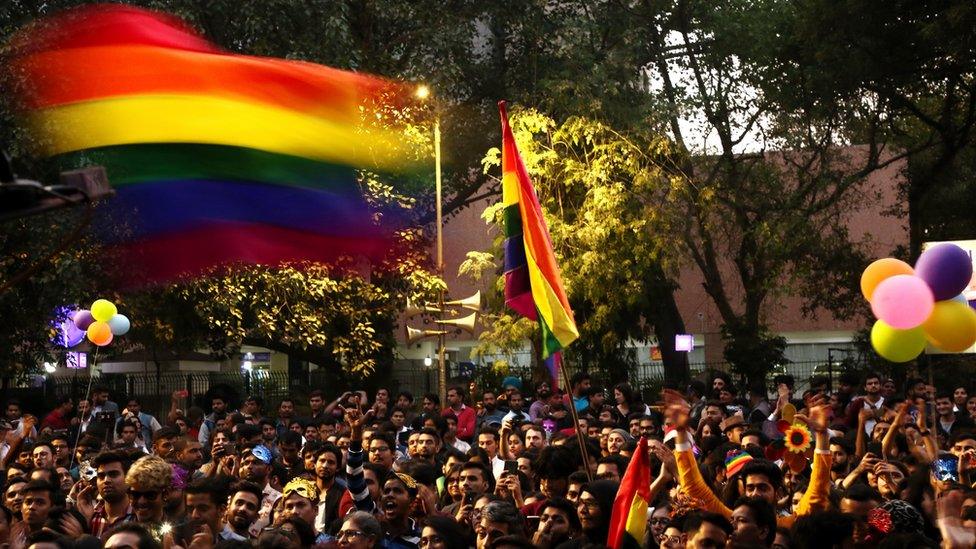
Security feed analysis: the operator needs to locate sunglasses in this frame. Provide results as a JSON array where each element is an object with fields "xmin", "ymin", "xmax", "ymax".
[{"xmin": 128, "ymin": 489, "xmax": 161, "ymax": 501}]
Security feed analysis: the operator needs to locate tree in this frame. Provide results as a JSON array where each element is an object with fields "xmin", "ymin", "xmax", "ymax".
[
  {"xmin": 0, "ymin": 205, "xmax": 108, "ymax": 378},
  {"xmin": 471, "ymin": 109, "xmax": 691, "ymax": 386},
  {"xmin": 616, "ymin": 0, "xmax": 902, "ymax": 386},
  {"xmin": 781, "ymin": 0, "xmax": 976, "ymax": 255}
]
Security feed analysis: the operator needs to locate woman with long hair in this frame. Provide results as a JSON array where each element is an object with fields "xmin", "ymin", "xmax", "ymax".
[{"xmin": 613, "ymin": 383, "xmax": 649, "ymax": 418}]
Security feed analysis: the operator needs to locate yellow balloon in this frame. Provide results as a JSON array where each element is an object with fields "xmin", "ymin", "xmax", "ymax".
[
  {"xmin": 921, "ymin": 300, "xmax": 976, "ymax": 352},
  {"xmin": 90, "ymin": 299, "xmax": 117, "ymax": 322},
  {"xmin": 871, "ymin": 320, "xmax": 926, "ymax": 362}
]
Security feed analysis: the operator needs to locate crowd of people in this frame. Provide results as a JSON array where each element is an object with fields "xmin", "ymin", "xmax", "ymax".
[{"xmin": 0, "ymin": 370, "xmax": 974, "ymax": 549}]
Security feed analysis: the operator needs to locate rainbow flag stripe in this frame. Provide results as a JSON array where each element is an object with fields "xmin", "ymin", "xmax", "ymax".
[
  {"xmin": 4, "ymin": 5, "xmax": 414, "ymax": 283},
  {"xmin": 607, "ymin": 437, "xmax": 651, "ymax": 549},
  {"xmin": 499, "ymin": 102, "xmax": 578, "ymax": 358}
]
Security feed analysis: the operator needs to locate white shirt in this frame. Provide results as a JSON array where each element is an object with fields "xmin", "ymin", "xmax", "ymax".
[{"xmin": 861, "ymin": 396, "xmax": 885, "ymax": 435}]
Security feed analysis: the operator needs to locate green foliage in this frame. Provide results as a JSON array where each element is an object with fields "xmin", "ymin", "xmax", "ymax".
[
  {"xmin": 474, "ymin": 109, "xmax": 689, "ymax": 383},
  {"xmin": 0, "ymin": 206, "xmax": 108, "ymax": 377}
]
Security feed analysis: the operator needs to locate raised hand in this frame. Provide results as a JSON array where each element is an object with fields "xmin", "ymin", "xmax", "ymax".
[{"xmin": 794, "ymin": 395, "xmax": 828, "ymax": 433}]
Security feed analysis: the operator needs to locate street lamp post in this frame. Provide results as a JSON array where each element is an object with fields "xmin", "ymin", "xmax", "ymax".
[{"xmin": 416, "ymin": 85, "xmax": 447, "ymax": 404}]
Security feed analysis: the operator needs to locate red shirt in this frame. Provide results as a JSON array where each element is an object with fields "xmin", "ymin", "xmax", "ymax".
[
  {"xmin": 41, "ymin": 408, "xmax": 70, "ymax": 430},
  {"xmin": 442, "ymin": 405, "xmax": 476, "ymax": 441}
]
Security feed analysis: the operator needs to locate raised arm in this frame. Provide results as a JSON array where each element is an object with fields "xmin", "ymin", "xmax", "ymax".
[
  {"xmin": 344, "ymin": 407, "xmax": 376, "ymax": 513},
  {"xmin": 664, "ymin": 390, "xmax": 732, "ymax": 520},
  {"xmin": 793, "ymin": 397, "xmax": 833, "ymax": 515},
  {"xmin": 881, "ymin": 402, "xmax": 908, "ymax": 458}
]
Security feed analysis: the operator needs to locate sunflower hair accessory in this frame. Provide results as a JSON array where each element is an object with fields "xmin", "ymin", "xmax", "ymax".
[
  {"xmin": 783, "ymin": 423, "xmax": 812, "ymax": 453},
  {"xmin": 283, "ymin": 477, "xmax": 320, "ymax": 502}
]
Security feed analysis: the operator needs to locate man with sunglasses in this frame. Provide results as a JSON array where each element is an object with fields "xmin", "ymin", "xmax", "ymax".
[{"xmin": 124, "ymin": 455, "xmax": 171, "ymax": 528}]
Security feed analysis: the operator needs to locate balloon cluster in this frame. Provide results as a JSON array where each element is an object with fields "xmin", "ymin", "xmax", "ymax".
[
  {"xmin": 862, "ymin": 243, "xmax": 976, "ymax": 362},
  {"xmin": 72, "ymin": 299, "xmax": 130, "ymax": 347}
]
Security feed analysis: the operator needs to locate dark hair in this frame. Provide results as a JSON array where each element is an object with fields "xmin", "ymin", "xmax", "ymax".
[
  {"xmin": 24, "ymin": 530, "xmax": 72, "ymax": 549},
  {"xmin": 461, "ymin": 461, "xmax": 494, "ymax": 487},
  {"xmin": 950, "ymin": 431, "xmax": 976, "ymax": 445},
  {"xmin": 683, "ymin": 511, "xmax": 732, "ymax": 535},
  {"xmin": 423, "ymin": 515, "xmax": 474, "ymax": 549},
  {"xmin": 488, "ymin": 537, "xmax": 534, "ymax": 549},
  {"xmin": 935, "ymin": 391, "xmax": 952, "ymax": 402},
  {"xmin": 740, "ymin": 429, "xmax": 767, "ymax": 446},
  {"xmin": 739, "ymin": 460, "xmax": 784, "ymax": 490},
  {"xmin": 732, "ymin": 497, "xmax": 776, "ymax": 546},
  {"xmin": 277, "ymin": 516, "xmax": 316, "ymax": 547},
  {"xmin": 864, "ymin": 371, "xmax": 882, "ymax": 385},
  {"xmin": 422, "ymin": 393, "xmax": 441, "ymax": 407},
  {"xmin": 772, "ymin": 374, "xmax": 795, "ymax": 389},
  {"xmin": 92, "ymin": 451, "xmax": 129, "ymax": 471},
  {"xmin": 23, "ymin": 480, "xmax": 55, "ymax": 500},
  {"xmin": 792, "ymin": 511, "xmax": 855, "ymax": 549},
  {"xmin": 687, "ymin": 380, "xmax": 707, "ymax": 398},
  {"xmin": 278, "ymin": 431, "xmax": 302, "ymax": 447},
  {"xmin": 539, "ymin": 497, "xmax": 581, "ymax": 532},
  {"xmin": 843, "ymin": 483, "xmax": 881, "ymax": 503},
  {"xmin": 313, "ymin": 444, "xmax": 344, "ymax": 468},
  {"xmin": 184, "ymin": 476, "xmax": 229, "ymax": 507},
  {"xmin": 229, "ymin": 480, "xmax": 263, "ymax": 504},
  {"xmin": 368, "ymin": 432, "xmax": 396, "ymax": 451},
  {"xmin": 829, "ymin": 436, "xmax": 853, "ymax": 455},
  {"xmin": 596, "ymin": 455, "xmax": 628, "ymax": 476},
  {"xmin": 568, "ymin": 471, "xmax": 589, "ymax": 485},
  {"xmin": 309, "ymin": 390, "xmax": 324, "ymax": 399},
  {"xmin": 570, "ymin": 372, "xmax": 591, "ymax": 387},
  {"xmin": 397, "ymin": 391, "xmax": 414, "ymax": 403},
  {"xmin": 478, "ymin": 427, "xmax": 500, "ymax": 442},
  {"xmin": 417, "ymin": 427, "xmax": 442, "ymax": 444},
  {"xmin": 235, "ymin": 424, "xmax": 261, "ymax": 441}
]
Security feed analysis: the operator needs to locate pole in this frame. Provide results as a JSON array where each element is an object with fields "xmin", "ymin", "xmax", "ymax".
[
  {"xmin": 559, "ymin": 360, "xmax": 593, "ymax": 481},
  {"xmin": 435, "ymin": 116, "xmax": 447, "ymax": 405}
]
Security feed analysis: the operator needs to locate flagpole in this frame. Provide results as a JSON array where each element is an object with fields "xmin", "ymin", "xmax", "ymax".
[{"xmin": 560, "ymin": 359, "xmax": 593, "ymax": 481}]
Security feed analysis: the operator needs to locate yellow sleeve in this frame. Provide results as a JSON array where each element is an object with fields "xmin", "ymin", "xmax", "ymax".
[
  {"xmin": 675, "ymin": 448, "xmax": 732, "ymax": 520},
  {"xmin": 794, "ymin": 451, "xmax": 832, "ymax": 516}
]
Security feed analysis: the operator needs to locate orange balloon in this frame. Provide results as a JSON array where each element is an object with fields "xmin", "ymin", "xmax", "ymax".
[
  {"xmin": 86, "ymin": 321, "xmax": 113, "ymax": 346},
  {"xmin": 861, "ymin": 258, "xmax": 914, "ymax": 301}
]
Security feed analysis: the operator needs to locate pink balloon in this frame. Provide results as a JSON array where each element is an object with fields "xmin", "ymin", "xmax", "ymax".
[{"xmin": 871, "ymin": 274, "xmax": 935, "ymax": 329}]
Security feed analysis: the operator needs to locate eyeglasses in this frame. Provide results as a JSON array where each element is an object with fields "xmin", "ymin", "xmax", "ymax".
[
  {"xmin": 369, "ymin": 447, "xmax": 391, "ymax": 453},
  {"xmin": 418, "ymin": 535, "xmax": 443, "ymax": 547},
  {"xmin": 128, "ymin": 489, "xmax": 160, "ymax": 501},
  {"xmin": 337, "ymin": 530, "xmax": 367, "ymax": 541},
  {"xmin": 577, "ymin": 499, "xmax": 600, "ymax": 509},
  {"xmin": 649, "ymin": 518, "xmax": 670, "ymax": 525}
]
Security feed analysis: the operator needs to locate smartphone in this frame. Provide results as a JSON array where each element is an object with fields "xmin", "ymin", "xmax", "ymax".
[
  {"xmin": 463, "ymin": 492, "xmax": 477, "ymax": 505},
  {"xmin": 866, "ymin": 442, "xmax": 883, "ymax": 457},
  {"xmin": 931, "ymin": 455, "xmax": 960, "ymax": 483},
  {"xmin": 503, "ymin": 460, "xmax": 519, "ymax": 475}
]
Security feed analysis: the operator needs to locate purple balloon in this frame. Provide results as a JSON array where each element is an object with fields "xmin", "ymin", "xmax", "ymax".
[
  {"xmin": 62, "ymin": 321, "xmax": 86, "ymax": 347},
  {"xmin": 73, "ymin": 309, "xmax": 94, "ymax": 330},
  {"xmin": 915, "ymin": 243, "xmax": 973, "ymax": 301}
]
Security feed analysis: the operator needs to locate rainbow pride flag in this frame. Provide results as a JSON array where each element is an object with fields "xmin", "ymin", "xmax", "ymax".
[
  {"xmin": 4, "ymin": 4, "xmax": 415, "ymax": 283},
  {"xmin": 499, "ymin": 102, "xmax": 578, "ymax": 358},
  {"xmin": 607, "ymin": 437, "xmax": 651, "ymax": 549}
]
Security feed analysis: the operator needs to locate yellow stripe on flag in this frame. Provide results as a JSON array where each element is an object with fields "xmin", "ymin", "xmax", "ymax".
[
  {"xmin": 27, "ymin": 95, "xmax": 411, "ymax": 170},
  {"xmin": 624, "ymin": 495, "xmax": 648, "ymax": 543}
]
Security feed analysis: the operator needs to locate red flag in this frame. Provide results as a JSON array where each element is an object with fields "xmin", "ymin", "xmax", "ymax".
[{"xmin": 607, "ymin": 437, "xmax": 651, "ymax": 549}]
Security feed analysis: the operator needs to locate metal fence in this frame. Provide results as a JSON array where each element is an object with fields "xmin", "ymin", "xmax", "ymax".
[{"xmin": 18, "ymin": 357, "xmax": 854, "ymax": 420}]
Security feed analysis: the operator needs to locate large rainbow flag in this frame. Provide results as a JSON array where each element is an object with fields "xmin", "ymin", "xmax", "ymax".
[
  {"xmin": 499, "ymin": 101, "xmax": 578, "ymax": 359},
  {"xmin": 3, "ymin": 4, "xmax": 415, "ymax": 283},
  {"xmin": 607, "ymin": 437, "xmax": 651, "ymax": 549}
]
